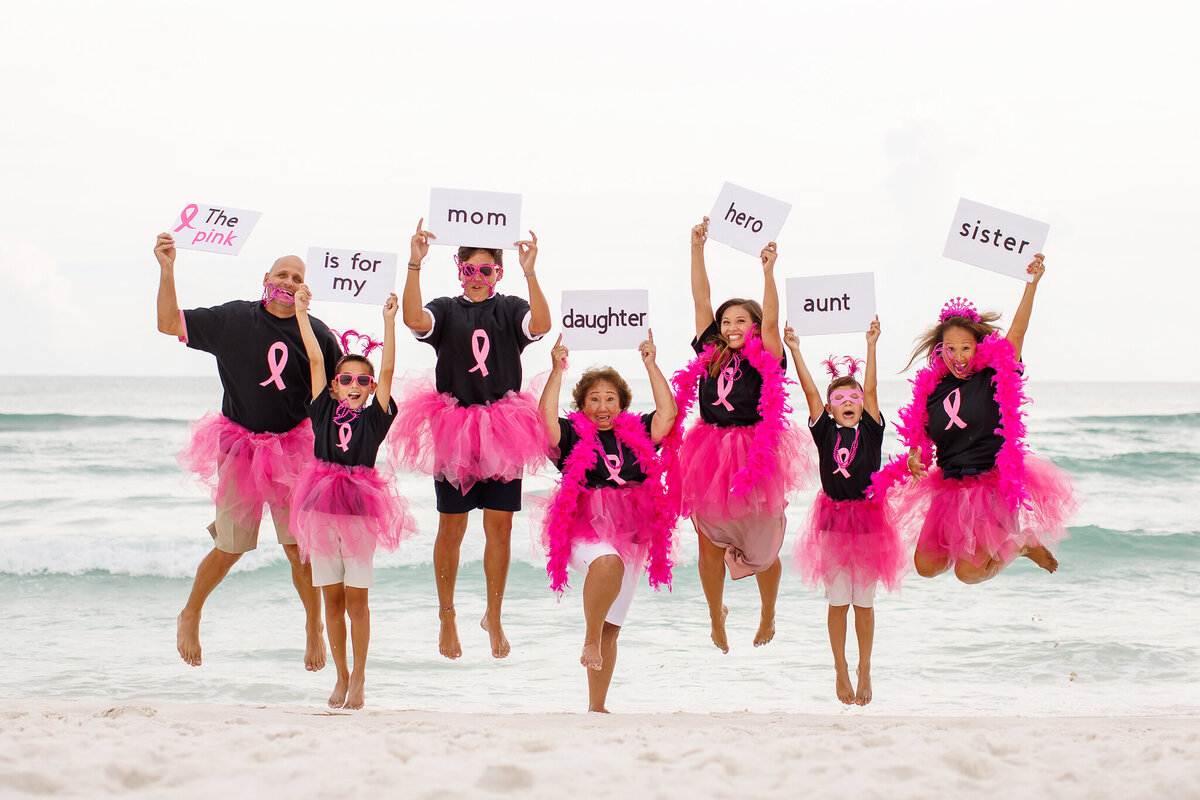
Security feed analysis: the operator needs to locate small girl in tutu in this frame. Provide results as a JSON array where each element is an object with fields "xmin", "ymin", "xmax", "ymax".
[
  {"xmin": 292, "ymin": 287, "xmax": 417, "ymax": 709},
  {"xmin": 786, "ymin": 317, "xmax": 907, "ymax": 706},
  {"xmin": 877, "ymin": 254, "xmax": 1078, "ymax": 584},
  {"xmin": 538, "ymin": 332, "xmax": 678, "ymax": 713},
  {"xmin": 666, "ymin": 217, "xmax": 810, "ymax": 652}
]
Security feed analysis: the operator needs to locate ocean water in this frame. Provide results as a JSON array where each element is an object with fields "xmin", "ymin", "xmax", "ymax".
[{"xmin": 1, "ymin": 377, "xmax": 1198, "ymax": 717}]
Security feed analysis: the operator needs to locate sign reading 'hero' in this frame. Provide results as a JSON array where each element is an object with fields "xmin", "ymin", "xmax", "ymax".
[
  {"xmin": 706, "ymin": 182, "xmax": 792, "ymax": 257},
  {"xmin": 305, "ymin": 247, "xmax": 398, "ymax": 306},
  {"xmin": 785, "ymin": 272, "xmax": 876, "ymax": 336},
  {"xmin": 560, "ymin": 289, "xmax": 649, "ymax": 351},
  {"xmin": 942, "ymin": 198, "xmax": 1049, "ymax": 282},
  {"xmin": 169, "ymin": 203, "xmax": 261, "ymax": 255},
  {"xmin": 427, "ymin": 188, "xmax": 522, "ymax": 251}
]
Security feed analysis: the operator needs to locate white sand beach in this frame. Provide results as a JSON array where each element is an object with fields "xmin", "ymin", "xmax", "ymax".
[{"xmin": 2, "ymin": 700, "xmax": 1196, "ymax": 799}]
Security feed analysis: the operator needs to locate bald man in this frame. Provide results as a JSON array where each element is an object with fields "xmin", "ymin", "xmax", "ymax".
[{"xmin": 155, "ymin": 233, "xmax": 342, "ymax": 671}]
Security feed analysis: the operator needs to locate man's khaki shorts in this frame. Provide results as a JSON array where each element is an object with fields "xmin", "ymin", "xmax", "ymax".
[{"xmin": 207, "ymin": 500, "xmax": 296, "ymax": 554}]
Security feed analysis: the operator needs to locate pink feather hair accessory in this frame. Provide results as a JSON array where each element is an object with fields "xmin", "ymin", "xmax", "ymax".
[
  {"xmin": 823, "ymin": 356, "xmax": 865, "ymax": 379},
  {"xmin": 331, "ymin": 329, "xmax": 383, "ymax": 359}
]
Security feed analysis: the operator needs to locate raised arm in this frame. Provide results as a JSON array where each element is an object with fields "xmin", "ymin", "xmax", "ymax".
[
  {"xmin": 155, "ymin": 233, "xmax": 185, "ymax": 337},
  {"xmin": 516, "ymin": 231, "xmax": 552, "ymax": 336},
  {"xmin": 293, "ymin": 286, "xmax": 325, "ymax": 401},
  {"xmin": 864, "ymin": 316, "xmax": 881, "ymax": 424},
  {"xmin": 1005, "ymin": 254, "xmax": 1045, "ymax": 362},
  {"xmin": 403, "ymin": 218, "xmax": 435, "ymax": 332},
  {"xmin": 641, "ymin": 330, "xmax": 678, "ymax": 442},
  {"xmin": 784, "ymin": 323, "xmax": 826, "ymax": 422},
  {"xmin": 759, "ymin": 242, "xmax": 783, "ymax": 357},
  {"xmin": 691, "ymin": 217, "xmax": 714, "ymax": 339},
  {"xmin": 376, "ymin": 293, "xmax": 398, "ymax": 408},
  {"xmin": 539, "ymin": 334, "xmax": 569, "ymax": 447}
]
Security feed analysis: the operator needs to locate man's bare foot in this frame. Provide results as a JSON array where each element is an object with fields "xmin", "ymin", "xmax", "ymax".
[
  {"xmin": 710, "ymin": 605, "xmax": 730, "ymax": 653},
  {"xmin": 588, "ymin": 706, "xmax": 611, "ymax": 713},
  {"xmin": 439, "ymin": 612, "xmax": 462, "ymax": 660},
  {"xmin": 480, "ymin": 614, "xmax": 511, "ymax": 659},
  {"xmin": 753, "ymin": 613, "xmax": 776, "ymax": 647},
  {"xmin": 1023, "ymin": 544, "xmax": 1059, "ymax": 573},
  {"xmin": 835, "ymin": 663, "xmax": 855, "ymax": 705},
  {"xmin": 855, "ymin": 665, "xmax": 872, "ymax": 706},
  {"xmin": 328, "ymin": 676, "xmax": 349, "ymax": 709},
  {"xmin": 344, "ymin": 674, "xmax": 365, "ymax": 710},
  {"xmin": 176, "ymin": 610, "xmax": 202, "ymax": 667},
  {"xmin": 580, "ymin": 639, "xmax": 603, "ymax": 671},
  {"xmin": 304, "ymin": 623, "xmax": 326, "ymax": 671}
]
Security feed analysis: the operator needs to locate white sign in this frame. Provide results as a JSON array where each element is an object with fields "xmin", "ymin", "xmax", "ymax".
[
  {"xmin": 942, "ymin": 198, "xmax": 1049, "ymax": 282},
  {"xmin": 169, "ymin": 202, "xmax": 261, "ymax": 256},
  {"xmin": 786, "ymin": 272, "xmax": 876, "ymax": 336},
  {"xmin": 305, "ymin": 247, "xmax": 399, "ymax": 305},
  {"xmin": 427, "ymin": 188, "xmax": 522, "ymax": 250},
  {"xmin": 560, "ymin": 289, "xmax": 649, "ymax": 351},
  {"xmin": 706, "ymin": 182, "xmax": 792, "ymax": 257}
]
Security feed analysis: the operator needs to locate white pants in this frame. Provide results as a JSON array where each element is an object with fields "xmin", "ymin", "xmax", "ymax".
[
  {"xmin": 825, "ymin": 571, "xmax": 877, "ymax": 608},
  {"xmin": 569, "ymin": 541, "xmax": 639, "ymax": 626}
]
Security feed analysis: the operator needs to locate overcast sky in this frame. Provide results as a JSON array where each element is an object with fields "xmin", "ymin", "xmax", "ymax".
[{"xmin": 2, "ymin": 0, "xmax": 1197, "ymax": 383}]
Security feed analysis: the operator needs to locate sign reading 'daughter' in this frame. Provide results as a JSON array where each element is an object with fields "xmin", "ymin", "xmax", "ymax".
[{"xmin": 560, "ymin": 289, "xmax": 649, "ymax": 350}]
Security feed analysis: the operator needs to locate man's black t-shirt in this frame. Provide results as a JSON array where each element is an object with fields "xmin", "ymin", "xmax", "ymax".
[
  {"xmin": 927, "ymin": 367, "xmax": 1006, "ymax": 473},
  {"xmin": 183, "ymin": 300, "xmax": 341, "ymax": 433},
  {"xmin": 414, "ymin": 293, "xmax": 543, "ymax": 406},
  {"xmin": 691, "ymin": 322, "xmax": 787, "ymax": 427},
  {"xmin": 810, "ymin": 411, "xmax": 885, "ymax": 501},
  {"xmin": 308, "ymin": 390, "xmax": 396, "ymax": 469},
  {"xmin": 555, "ymin": 413, "xmax": 657, "ymax": 489}
]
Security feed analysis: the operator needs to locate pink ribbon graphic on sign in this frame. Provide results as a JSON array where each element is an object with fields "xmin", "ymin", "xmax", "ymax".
[
  {"xmin": 467, "ymin": 329, "xmax": 490, "ymax": 377},
  {"xmin": 258, "ymin": 342, "xmax": 288, "ymax": 390},
  {"xmin": 603, "ymin": 453, "xmax": 627, "ymax": 485},
  {"xmin": 174, "ymin": 204, "xmax": 198, "ymax": 232},
  {"xmin": 337, "ymin": 422, "xmax": 353, "ymax": 452},
  {"xmin": 711, "ymin": 366, "xmax": 736, "ymax": 411},
  {"xmin": 943, "ymin": 388, "xmax": 967, "ymax": 430}
]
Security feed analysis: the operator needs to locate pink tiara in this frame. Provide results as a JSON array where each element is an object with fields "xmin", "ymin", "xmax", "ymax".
[
  {"xmin": 332, "ymin": 329, "xmax": 382, "ymax": 359},
  {"xmin": 939, "ymin": 297, "xmax": 980, "ymax": 323},
  {"xmin": 822, "ymin": 355, "xmax": 864, "ymax": 379}
]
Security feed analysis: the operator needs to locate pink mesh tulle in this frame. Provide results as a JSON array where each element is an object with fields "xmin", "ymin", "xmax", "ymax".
[
  {"xmin": 794, "ymin": 492, "xmax": 910, "ymax": 595},
  {"xmin": 177, "ymin": 413, "xmax": 314, "ymax": 529},
  {"xmin": 906, "ymin": 456, "xmax": 1078, "ymax": 567},
  {"xmin": 673, "ymin": 420, "xmax": 810, "ymax": 519},
  {"xmin": 538, "ymin": 483, "xmax": 666, "ymax": 580},
  {"xmin": 388, "ymin": 377, "xmax": 548, "ymax": 492},
  {"xmin": 290, "ymin": 460, "xmax": 418, "ymax": 562}
]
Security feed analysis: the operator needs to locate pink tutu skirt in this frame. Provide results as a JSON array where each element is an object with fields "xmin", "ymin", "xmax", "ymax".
[
  {"xmin": 795, "ymin": 492, "xmax": 909, "ymax": 594},
  {"xmin": 907, "ymin": 456, "xmax": 1078, "ymax": 567},
  {"xmin": 674, "ymin": 420, "xmax": 810, "ymax": 519},
  {"xmin": 389, "ymin": 378, "xmax": 548, "ymax": 493},
  {"xmin": 290, "ymin": 461, "xmax": 418, "ymax": 562},
  {"xmin": 550, "ymin": 483, "xmax": 662, "ymax": 569},
  {"xmin": 177, "ymin": 413, "xmax": 314, "ymax": 530}
]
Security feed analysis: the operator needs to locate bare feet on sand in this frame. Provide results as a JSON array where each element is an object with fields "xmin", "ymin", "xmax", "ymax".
[
  {"xmin": 855, "ymin": 666, "xmax": 872, "ymax": 706},
  {"xmin": 480, "ymin": 614, "xmax": 511, "ymax": 659},
  {"xmin": 710, "ymin": 605, "xmax": 730, "ymax": 653},
  {"xmin": 580, "ymin": 639, "xmax": 603, "ymax": 670},
  {"xmin": 344, "ymin": 674, "xmax": 365, "ymax": 710},
  {"xmin": 328, "ymin": 676, "xmax": 348, "ymax": 709},
  {"xmin": 177, "ymin": 610, "xmax": 202, "ymax": 667},
  {"xmin": 835, "ymin": 663, "xmax": 855, "ymax": 705},
  {"xmin": 305, "ymin": 623, "xmax": 326, "ymax": 671},
  {"xmin": 588, "ymin": 706, "xmax": 611, "ymax": 714},
  {"xmin": 439, "ymin": 610, "xmax": 462, "ymax": 660},
  {"xmin": 754, "ymin": 613, "xmax": 776, "ymax": 647},
  {"xmin": 1023, "ymin": 544, "xmax": 1059, "ymax": 573}
]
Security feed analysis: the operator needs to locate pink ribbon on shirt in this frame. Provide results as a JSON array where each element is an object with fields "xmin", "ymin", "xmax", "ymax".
[
  {"xmin": 943, "ymin": 388, "xmax": 967, "ymax": 430},
  {"xmin": 711, "ymin": 366, "xmax": 736, "ymax": 411},
  {"xmin": 602, "ymin": 453, "xmax": 627, "ymax": 485},
  {"xmin": 174, "ymin": 203, "xmax": 198, "ymax": 232},
  {"xmin": 336, "ymin": 422, "xmax": 353, "ymax": 452},
  {"xmin": 833, "ymin": 445, "xmax": 853, "ymax": 478},
  {"xmin": 467, "ymin": 329, "xmax": 490, "ymax": 377},
  {"xmin": 258, "ymin": 341, "xmax": 288, "ymax": 390}
]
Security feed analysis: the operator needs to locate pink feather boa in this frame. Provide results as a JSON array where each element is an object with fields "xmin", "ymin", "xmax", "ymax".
[
  {"xmin": 869, "ymin": 333, "xmax": 1031, "ymax": 513},
  {"xmin": 543, "ymin": 412, "xmax": 676, "ymax": 595},
  {"xmin": 662, "ymin": 329, "xmax": 794, "ymax": 504}
]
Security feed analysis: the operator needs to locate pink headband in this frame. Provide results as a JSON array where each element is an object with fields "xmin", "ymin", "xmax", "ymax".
[
  {"xmin": 331, "ymin": 329, "xmax": 383, "ymax": 359},
  {"xmin": 939, "ymin": 297, "xmax": 980, "ymax": 323},
  {"xmin": 822, "ymin": 355, "xmax": 864, "ymax": 379}
]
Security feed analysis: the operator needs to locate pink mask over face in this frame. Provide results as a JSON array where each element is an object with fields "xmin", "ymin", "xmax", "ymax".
[{"xmin": 829, "ymin": 390, "xmax": 863, "ymax": 407}]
